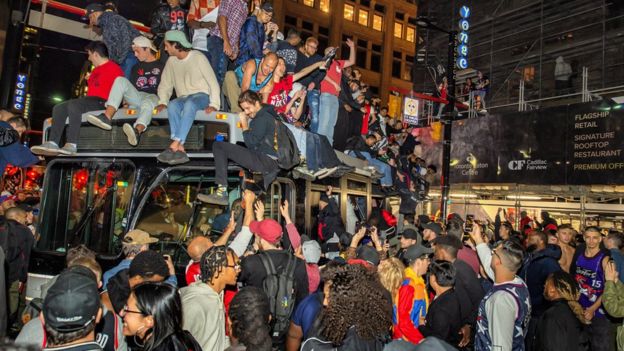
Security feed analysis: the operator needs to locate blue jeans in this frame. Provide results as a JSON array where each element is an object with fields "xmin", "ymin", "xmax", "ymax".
[
  {"xmin": 167, "ymin": 93, "xmax": 209, "ymax": 144},
  {"xmin": 347, "ymin": 150, "xmax": 393, "ymax": 186},
  {"xmin": 318, "ymin": 93, "xmax": 339, "ymax": 145},
  {"xmin": 120, "ymin": 53, "xmax": 139, "ymax": 79},
  {"xmin": 205, "ymin": 36, "xmax": 228, "ymax": 86},
  {"xmin": 307, "ymin": 89, "xmax": 320, "ymax": 132}
]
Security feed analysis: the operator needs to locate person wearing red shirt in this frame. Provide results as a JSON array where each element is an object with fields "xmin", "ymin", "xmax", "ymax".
[
  {"xmin": 316, "ymin": 38, "xmax": 355, "ymax": 145},
  {"xmin": 31, "ymin": 41, "xmax": 123, "ymax": 156}
]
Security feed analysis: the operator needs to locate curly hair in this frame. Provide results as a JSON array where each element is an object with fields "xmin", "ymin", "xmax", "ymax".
[
  {"xmin": 318, "ymin": 264, "xmax": 392, "ymax": 345},
  {"xmin": 377, "ymin": 258, "xmax": 405, "ymax": 297},
  {"xmin": 200, "ymin": 245, "xmax": 233, "ymax": 284},
  {"xmin": 547, "ymin": 271, "xmax": 591, "ymax": 325},
  {"xmin": 229, "ymin": 287, "xmax": 272, "ymax": 351}
]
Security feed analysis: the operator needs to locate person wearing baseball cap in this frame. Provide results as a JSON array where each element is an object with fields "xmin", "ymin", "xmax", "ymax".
[
  {"xmin": 154, "ymin": 29, "xmax": 221, "ymax": 165},
  {"xmin": 239, "ymin": 217, "xmax": 309, "ymax": 309},
  {"xmin": 396, "ymin": 226, "xmax": 421, "ymax": 266},
  {"xmin": 393, "ymin": 243, "xmax": 433, "ymax": 344},
  {"xmin": 237, "ymin": 2, "xmax": 274, "ymax": 66},
  {"xmin": 84, "ymin": 2, "xmax": 140, "ymax": 77},
  {"xmin": 422, "ymin": 222, "xmax": 443, "ymax": 242},
  {"xmin": 101, "ymin": 229, "xmax": 158, "ymax": 289},
  {"xmin": 41, "ymin": 269, "xmax": 103, "ymax": 350},
  {"xmin": 87, "ymin": 34, "xmax": 165, "ymax": 146}
]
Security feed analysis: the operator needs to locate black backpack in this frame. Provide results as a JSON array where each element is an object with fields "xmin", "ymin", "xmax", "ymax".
[
  {"xmin": 258, "ymin": 252, "xmax": 298, "ymax": 344},
  {"xmin": 266, "ymin": 108, "xmax": 300, "ymax": 169}
]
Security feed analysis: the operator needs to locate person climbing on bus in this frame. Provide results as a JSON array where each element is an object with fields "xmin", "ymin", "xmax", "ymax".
[
  {"xmin": 155, "ymin": 30, "xmax": 221, "ymax": 165},
  {"xmin": 198, "ymin": 90, "xmax": 280, "ymax": 206},
  {"xmin": 86, "ymin": 36, "xmax": 165, "ymax": 146},
  {"xmin": 31, "ymin": 41, "xmax": 123, "ymax": 156}
]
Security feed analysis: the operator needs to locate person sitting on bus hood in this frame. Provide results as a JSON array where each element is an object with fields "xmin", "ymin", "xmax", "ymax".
[{"xmin": 0, "ymin": 116, "xmax": 37, "ymax": 176}]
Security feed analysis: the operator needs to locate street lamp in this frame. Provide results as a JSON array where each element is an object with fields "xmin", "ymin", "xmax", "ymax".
[{"xmin": 416, "ymin": 16, "xmax": 458, "ymax": 223}]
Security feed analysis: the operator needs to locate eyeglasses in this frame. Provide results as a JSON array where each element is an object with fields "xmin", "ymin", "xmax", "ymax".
[
  {"xmin": 226, "ymin": 263, "xmax": 241, "ymax": 271},
  {"xmin": 123, "ymin": 305, "xmax": 144, "ymax": 315}
]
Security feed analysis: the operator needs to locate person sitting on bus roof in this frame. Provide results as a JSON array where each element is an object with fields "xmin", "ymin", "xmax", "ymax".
[
  {"xmin": 223, "ymin": 52, "xmax": 278, "ymax": 112},
  {"xmin": 85, "ymin": 3, "xmax": 141, "ymax": 78},
  {"xmin": 86, "ymin": 36, "xmax": 164, "ymax": 146},
  {"xmin": 155, "ymin": 30, "xmax": 221, "ymax": 165},
  {"xmin": 198, "ymin": 90, "xmax": 280, "ymax": 206},
  {"xmin": 31, "ymin": 41, "xmax": 124, "ymax": 157}
]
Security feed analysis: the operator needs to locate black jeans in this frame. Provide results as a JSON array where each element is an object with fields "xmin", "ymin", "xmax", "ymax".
[
  {"xmin": 49, "ymin": 96, "xmax": 105, "ymax": 145},
  {"xmin": 213, "ymin": 142, "xmax": 279, "ymax": 190}
]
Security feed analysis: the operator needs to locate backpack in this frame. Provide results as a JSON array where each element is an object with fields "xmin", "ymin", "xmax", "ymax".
[
  {"xmin": 259, "ymin": 252, "xmax": 298, "ymax": 344},
  {"xmin": 267, "ymin": 108, "xmax": 300, "ymax": 169}
]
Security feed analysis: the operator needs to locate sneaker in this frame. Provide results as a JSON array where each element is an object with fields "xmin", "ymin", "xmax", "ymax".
[
  {"xmin": 318, "ymin": 166, "xmax": 339, "ymax": 179},
  {"xmin": 86, "ymin": 113, "xmax": 112, "ymax": 130},
  {"xmin": 31, "ymin": 141, "xmax": 61, "ymax": 156},
  {"xmin": 313, "ymin": 168, "xmax": 329, "ymax": 177},
  {"xmin": 59, "ymin": 143, "xmax": 77, "ymax": 155},
  {"xmin": 166, "ymin": 151, "xmax": 190, "ymax": 165},
  {"xmin": 293, "ymin": 166, "xmax": 316, "ymax": 181},
  {"xmin": 123, "ymin": 123, "xmax": 141, "ymax": 146},
  {"xmin": 197, "ymin": 187, "xmax": 229, "ymax": 206},
  {"xmin": 157, "ymin": 148, "xmax": 175, "ymax": 163}
]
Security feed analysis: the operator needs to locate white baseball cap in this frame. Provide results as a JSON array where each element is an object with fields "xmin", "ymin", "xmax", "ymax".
[{"xmin": 132, "ymin": 36, "xmax": 157, "ymax": 51}]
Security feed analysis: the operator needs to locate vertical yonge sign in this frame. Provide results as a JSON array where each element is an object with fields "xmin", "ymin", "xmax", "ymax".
[
  {"xmin": 457, "ymin": 6, "xmax": 470, "ymax": 69},
  {"xmin": 14, "ymin": 73, "xmax": 28, "ymax": 111}
]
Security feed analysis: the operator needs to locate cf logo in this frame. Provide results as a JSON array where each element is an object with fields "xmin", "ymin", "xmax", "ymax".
[{"xmin": 508, "ymin": 160, "xmax": 526, "ymax": 171}]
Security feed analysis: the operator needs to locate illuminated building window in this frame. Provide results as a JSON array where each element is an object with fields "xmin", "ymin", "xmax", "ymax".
[
  {"xmin": 373, "ymin": 14, "xmax": 383, "ymax": 31},
  {"xmin": 303, "ymin": 0, "xmax": 314, "ymax": 7},
  {"xmin": 394, "ymin": 22, "xmax": 403, "ymax": 38},
  {"xmin": 406, "ymin": 26, "xmax": 415, "ymax": 42},
  {"xmin": 320, "ymin": 0, "xmax": 330, "ymax": 12},
  {"xmin": 344, "ymin": 4, "xmax": 354, "ymax": 20},
  {"xmin": 358, "ymin": 9, "xmax": 369, "ymax": 26}
]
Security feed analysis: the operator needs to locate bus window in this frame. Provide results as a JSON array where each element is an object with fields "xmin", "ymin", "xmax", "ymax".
[
  {"xmin": 133, "ymin": 168, "xmax": 244, "ymax": 268},
  {"xmin": 37, "ymin": 160, "xmax": 135, "ymax": 254}
]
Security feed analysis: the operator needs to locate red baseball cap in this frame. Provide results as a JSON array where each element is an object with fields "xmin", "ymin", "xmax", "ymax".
[{"xmin": 250, "ymin": 219, "xmax": 283, "ymax": 244}]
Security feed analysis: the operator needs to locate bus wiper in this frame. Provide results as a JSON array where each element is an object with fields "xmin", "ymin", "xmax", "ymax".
[
  {"xmin": 70, "ymin": 185, "xmax": 115, "ymax": 245},
  {"xmin": 181, "ymin": 175, "xmax": 204, "ymax": 242}
]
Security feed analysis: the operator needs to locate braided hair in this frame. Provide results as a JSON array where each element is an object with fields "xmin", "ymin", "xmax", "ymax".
[
  {"xmin": 229, "ymin": 287, "xmax": 272, "ymax": 351},
  {"xmin": 199, "ymin": 245, "xmax": 233, "ymax": 284},
  {"xmin": 547, "ymin": 271, "xmax": 591, "ymax": 325},
  {"xmin": 319, "ymin": 264, "xmax": 392, "ymax": 345}
]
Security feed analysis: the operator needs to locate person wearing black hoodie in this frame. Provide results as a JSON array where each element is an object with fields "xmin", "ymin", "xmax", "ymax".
[
  {"xmin": 519, "ymin": 231, "xmax": 562, "ymax": 350},
  {"xmin": 317, "ymin": 186, "xmax": 344, "ymax": 244},
  {"xmin": 199, "ymin": 91, "xmax": 280, "ymax": 206}
]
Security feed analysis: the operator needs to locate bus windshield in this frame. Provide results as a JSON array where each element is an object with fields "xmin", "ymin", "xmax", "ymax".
[{"xmin": 37, "ymin": 159, "xmax": 135, "ymax": 255}]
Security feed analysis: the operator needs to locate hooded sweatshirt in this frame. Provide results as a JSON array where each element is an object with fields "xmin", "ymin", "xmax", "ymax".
[{"xmin": 519, "ymin": 244, "xmax": 562, "ymax": 317}]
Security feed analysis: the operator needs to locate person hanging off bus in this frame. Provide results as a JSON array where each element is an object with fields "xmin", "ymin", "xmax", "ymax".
[
  {"xmin": 31, "ymin": 41, "xmax": 123, "ymax": 156},
  {"xmin": 198, "ymin": 90, "xmax": 280, "ymax": 206},
  {"xmin": 85, "ymin": 36, "xmax": 164, "ymax": 146},
  {"xmin": 84, "ymin": 3, "xmax": 141, "ymax": 78},
  {"xmin": 154, "ymin": 30, "xmax": 221, "ymax": 165}
]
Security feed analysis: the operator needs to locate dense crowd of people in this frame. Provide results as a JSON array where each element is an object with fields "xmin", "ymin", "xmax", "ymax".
[{"xmin": 1, "ymin": 1, "xmax": 624, "ymax": 351}]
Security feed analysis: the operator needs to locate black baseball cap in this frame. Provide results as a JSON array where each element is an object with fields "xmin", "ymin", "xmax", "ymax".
[
  {"xmin": 85, "ymin": 3, "xmax": 104, "ymax": 15},
  {"xmin": 356, "ymin": 245, "xmax": 380, "ymax": 266},
  {"xmin": 404, "ymin": 244, "xmax": 433, "ymax": 263},
  {"xmin": 260, "ymin": 2, "xmax": 274, "ymax": 13},
  {"xmin": 401, "ymin": 228, "xmax": 420, "ymax": 240},
  {"xmin": 422, "ymin": 222, "xmax": 442, "ymax": 236},
  {"xmin": 433, "ymin": 234, "xmax": 462, "ymax": 249},
  {"xmin": 43, "ymin": 269, "xmax": 101, "ymax": 332}
]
